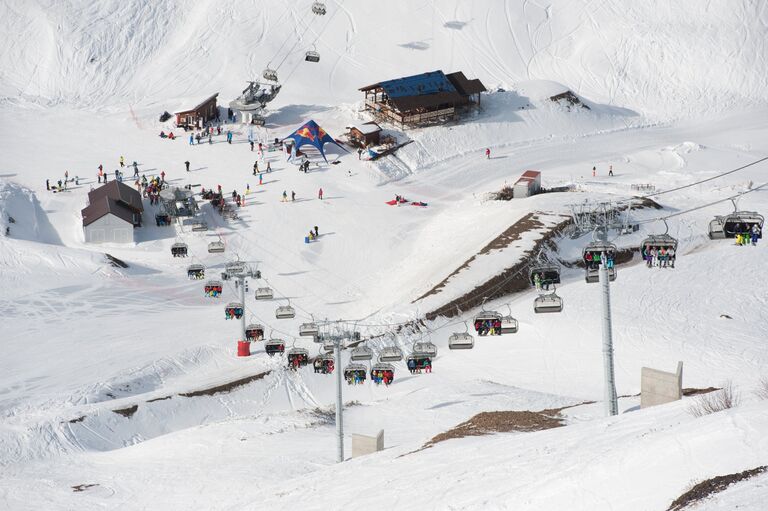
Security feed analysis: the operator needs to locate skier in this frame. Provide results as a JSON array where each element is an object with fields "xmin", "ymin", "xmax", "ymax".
[
  {"xmin": 318, "ymin": 187, "xmax": 323, "ymax": 200},
  {"xmin": 189, "ymin": 134, "xmax": 194, "ymax": 145},
  {"xmin": 185, "ymin": 160, "xmax": 190, "ymax": 172},
  {"xmin": 208, "ymin": 134, "xmax": 212, "ymax": 144},
  {"xmin": 119, "ymin": 156, "xmax": 125, "ymax": 167},
  {"xmin": 46, "ymin": 179, "xmax": 50, "ymax": 191},
  {"xmin": 314, "ymin": 226, "xmax": 319, "ymax": 238},
  {"xmin": 75, "ymin": 175, "xmax": 80, "ymax": 185},
  {"xmin": 291, "ymin": 191, "xmax": 296, "ymax": 201},
  {"xmin": 226, "ymin": 131, "xmax": 233, "ymax": 144},
  {"xmin": 253, "ymin": 161, "xmax": 259, "ymax": 175},
  {"xmin": 592, "ymin": 166, "xmax": 596, "ymax": 177},
  {"xmin": 133, "ymin": 163, "xmax": 139, "ymax": 178},
  {"xmin": 485, "ymin": 148, "xmax": 490, "ymax": 159},
  {"xmin": 609, "ymin": 165, "xmax": 614, "ymax": 177},
  {"xmin": 266, "ymin": 162, "xmax": 271, "ymax": 172},
  {"xmin": 357, "ymin": 148, "xmax": 363, "ymax": 160},
  {"xmin": 246, "ymin": 183, "xmax": 251, "ymax": 194},
  {"xmin": 250, "ymin": 141, "xmax": 254, "ymax": 152},
  {"xmin": 282, "ymin": 190, "xmax": 288, "ymax": 202},
  {"xmin": 259, "ymin": 173, "xmax": 263, "ymax": 185},
  {"xmin": 57, "ymin": 179, "xmax": 62, "ymax": 191},
  {"xmin": 64, "ymin": 170, "xmax": 69, "ymax": 183},
  {"xmin": 160, "ymin": 170, "xmax": 166, "ymax": 183}
]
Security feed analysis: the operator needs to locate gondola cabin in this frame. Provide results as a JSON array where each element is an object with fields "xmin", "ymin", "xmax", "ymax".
[
  {"xmin": 344, "ymin": 364, "xmax": 367, "ymax": 384},
  {"xmin": 474, "ymin": 311, "xmax": 502, "ymax": 336},
  {"xmin": 245, "ymin": 324, "xmax": 265, "ymax": 341},
  {"xmin": 370, "ymin": 363, "xmax": 395, "ymax": 385},
  {"xmin": 287, "ymin": 347, "xmax": 309, "ymax": 367},
  {"xmin": 255, "ymin": 287, "xmax": 274, "ymax": 300},
  {"xmin": 413, "ymin": 341, "xmax": 438, "ymax": 358},
  {"xmin": 583, "ymin": 242, "xmax": 617, "ymax": 283},
  {"xmin": 172, "ymin": 243, "xmax": 188, "ymax": 257},
  {"xmin": 299, "ymin": 322, "xmax": 319, "ymax": 337},
  {"xmin": 224, "ymin": 302, "xmax": 244, "ymax": 320},
  {"xmin": 378, "ymin": 346, "xmax": 403, "ymax": 363},
  {"xmin": 208, "ymin": 241, "xmax": 225, "ymax": 253},
  {"xmin": 275, "ymin": 305, "xmax": 296, "ymax": 319},
  {"xmin": 448, "ymin": 332, "xmax": 474, "ymax": 350},
  {"xmin": 534, "ymin": 292, "xmax": 564, "ymax": 313},
  {"xmin": 265, "ymin": 339, "xmax": 285, "ymax": 356},
  {"xmin": 529, "ymin": 265, "xmax": 560, "ymax": 287},
  {"xmin": 709, "ymin": 211, "xmax": 764, "ymax": 239},
  {"xmin": 187, "ymin": 264, "xmax": 205, "ymax": 279},
  {"xmin": 350, "ymin": 345, "xmax": 374, "ymax": 361},
  {"xmin": 500, "ymin": 316, "xmax": 519, "ymax": 334},
  {"xmin": 204, "ymin": 280, "xmax": 223, "ymax": 297}
]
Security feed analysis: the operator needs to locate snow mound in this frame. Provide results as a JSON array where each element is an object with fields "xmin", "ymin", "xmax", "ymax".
[{"xmin": 0, "ymin": 178, "xmax": 61, "ymax": 244}]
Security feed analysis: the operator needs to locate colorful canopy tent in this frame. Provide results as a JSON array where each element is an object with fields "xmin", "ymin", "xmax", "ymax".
[{"xmin": 284, "ymin": 120, "xmax": 347, "ymax": 163}]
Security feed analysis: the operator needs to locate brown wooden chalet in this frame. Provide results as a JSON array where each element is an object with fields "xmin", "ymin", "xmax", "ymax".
[
  {"xmin": 360, "ymin": 71, "xmax": 486, "ymax": 127},
  {"xmin": 175, "ymin": 93, "xmax": 219, "ymax": 129}
]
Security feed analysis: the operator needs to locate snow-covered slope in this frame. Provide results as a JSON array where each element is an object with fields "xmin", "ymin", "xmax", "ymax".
[{"xmin": 1, "ymin": 1, "xmax": 768, "ymax": 510}]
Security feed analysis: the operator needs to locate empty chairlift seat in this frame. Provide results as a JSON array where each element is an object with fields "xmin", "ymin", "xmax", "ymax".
[
  {"xmin": 265, "ymin": 339, "xmax": 285, "ymax": 356},
  {"xmin": 534, "ymin": 292, "xmax": 564, "ymax": 313},
  {"xmin": 245, "ymin": 324, "xmax": 265, "ymax": 341},
  {"xmin": 299, "ymin": 322, "xmax": 319, "ymax": 337},
  {"xmin": 448, "ymin": 332, "xmax": 474, "ymax": 350},
  {"xmin": 224, "ymin": 302, "xmax": 244, "ymax": 320},
  {"xmin": 500, "ymin": 316, "xmax": 519, "ymax": 334},
  {"xmin": 378, "ymin": 346, "xmax": 403, "ymax": 363},
  {"xmin": 255, "ymin": 287, "xmax": 274, "ymax": 300},
  {"xmin": 187, "ymin": 264, "xmax": 205, "ymax": 279},
  {"xmin": 275, "ymin": 305, "xmax": 296, "ymax": 319},
  {"xmin": 208, "ymin": 241, "xmax": 225, "ymax": 254},
  {"xmin": 583, "ymin": 242, "xmax": 617, "ymax": 283},
  {"xmin": 225, "ymin": 261, "xmax": 246, "ymax": 276},
  {"xmin": 350, "ymin": 345, "xmax": 374, "ymax": 361},
  {"xmin": 343, "ymin": 363, "xmax": 367, "ymax": 384},
  {"xmin": 191, "ymin": 221, "xmax": 208, "ymax": 232},
  {"xmin": 172, "ymin": 242, "xmax": 188, "ymax": 257},
  {"xmin": 305, "ymin": 50, "xmax": 320, "ymax": 63},
  {"xmin": 413, "ymin": 341, "xmax": 437, "ymax": 358}
]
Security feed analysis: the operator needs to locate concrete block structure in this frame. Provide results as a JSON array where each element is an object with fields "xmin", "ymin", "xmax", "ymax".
[
  {"xmin": 640, "ymin": 361, "xmax": 683, "ymax": 408},
  {"xmin": 351, "ymin": 430, "xmax": 384, "ymax": 458}
]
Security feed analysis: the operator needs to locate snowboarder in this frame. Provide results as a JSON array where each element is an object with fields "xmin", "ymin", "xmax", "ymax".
[
  {"xmin": 46, "ymin": 179, "xmax": 50, "ymax": 191},
  {"xmin": 318, "ymin": 187, "xmax": 323, "ymax": 200},
  {"xmin": 609, "ymin": 165, "xmax": 614, "ymax": 177},
  {"xmin": 314, "ymin": 225, "xmax": 319, "ymax": 238},
  {"xmin": 226, "ymin": 131, "xmax": 233, "ymax": 144},
  {"xmin": 119, "ymin": 156, "xmax": 125, "ymax": 167},
  {"xmin": 185, "ymin": 160, "xmax": 190, "ymax": 172},
  {"xmin": 485, "ymin": 148, "xmax": 491, "ymax": 159},
  {"xmin": 291, "ymin": 191, "xmax": 296, "ymax": 201},
  {"xmin": 282, "ymin": 190, "xmax": 288, "ymax": 202}
]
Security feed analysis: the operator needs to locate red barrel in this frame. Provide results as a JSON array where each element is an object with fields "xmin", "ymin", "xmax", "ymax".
[{"xmin": 237, "ymin": 340, "xmax": 251, "ymax": 357}]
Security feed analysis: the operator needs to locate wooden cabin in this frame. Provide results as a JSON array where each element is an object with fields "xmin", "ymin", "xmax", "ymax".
[
  {"xmin": 175, "ymin": 93, "xmax": 219, "ymax": 130},
  {"xmin": 360, "ymin": 71, "xmax": 485, "ymax": 128},
  {"xmin": 347, "ymin": 122, "xmax": 382, "ymax": 147}
]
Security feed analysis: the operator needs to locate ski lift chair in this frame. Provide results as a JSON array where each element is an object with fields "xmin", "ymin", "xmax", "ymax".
[
  {"xmin": 448, "ymin": 332, "xmax": 474, "ymax": 350},
  {"xmin": 473, "ymin": 310, "xmax": 502, "ymax": 336},
  {"xmin": 171, "ymin": 242, "xmax": 188, "ymax": 257},
  {"xmin": 370, "ymin": 363, "xmax": 395, "ymax": 384},
  {"xmin": 534, "ymin": 289, "xmax": 564, "ymax": 313},
  {"xmin": 262, "ymin": 68, "xmax": 278, "ymax": 82},
  {"xmin": 583, "ymin": 241, "xmax": 617, "ymax": 283},
  {"xmin": 275, "ymin": 305, "xmax": 296, "ymax": 319},
  {"xmin": 287, "ymin": 347, "xmax": 309, "ymax": 367},
  {"xmin": 265, "ymin": 339, "xmax": 285, "ymax": 356},
  {"xmin": 378, "ymin": 346, "xmax": 403, "ymax": 363},
  {"xmin": 204, "ymin": 280, "xmax": 223, "ymax": 297},
  {"xmin": 406, "ymin": 353, "xmax": 432, "ymax": 372},
  {"xmin": 320, "ymin": 353, "xmax": 335, "ymax": 373},
  {"xmin": 187, "ymin": 263, "xmax": 205, "ymax": 279},
  {"xmin": 350, "ymin": 345, "xmax": 374, "ymax": 361},
  {"xmin": 343, "ymin": 363, "xmax": 367, "ymax": 384},
  {"xmin": 322, "ymin": 337, "xmax": 336, "ymax": 353},
  {"xmin": 500, "ymin": 316, "xmax": 519, "ymax": 334},
  {"xmin": 255, "ymin": 287, "xmax": 274, "ymax": 300},
  {"xmin": 529, "ymin": 265, "xmax": 561, "ymax": 287},
  {"xmin": 721, "ymin": 211, "xmax": 764, "ymax": 239},
  {"xmin": 299, "ymin": 322, "xmax": 319, "ymax": 337},
  {"xmin": 155, "ymin": 213, "xmax": 171, "ymax": 226},
  {"xmin": 191, "ymin": 221, "xmax": 208, "ymax": 232},
  {"xmin": 225, "ymin": 261, "xmax": 246, "ymax": 276},
  {"xmin": 311, "ymin": 1, "xmax": 326, "ymax": 15},
  {"xmin": 208, "ymin": 241, "xmax": 225, "ymax": 254},
  {"xmin": 245, "ymin": 324, "xmax": 265, "ymax": 341},
  {"xmin": 413, "ymin": 341, "xmax": 437, "ymax": 358},
  {"xmin": 305, "ymin": 50, "xmax": 320, "ymax": 63},
  {"xmin": 224, "ymin": 302, "xmax": 244, "ymax": 320}
]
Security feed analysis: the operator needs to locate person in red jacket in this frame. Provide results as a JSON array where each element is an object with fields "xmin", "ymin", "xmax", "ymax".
[{"xmin": 485, "ymin": 148, "xmax": 491, "ymax": 159}]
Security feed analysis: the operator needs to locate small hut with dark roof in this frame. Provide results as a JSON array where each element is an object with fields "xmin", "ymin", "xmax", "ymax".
[
  {"xmin": 175, "ymin": 93, "xmax": 219, "ymax": 129},
  {"xmin": 82, "ymin": 181, "xmax": 144, "ymax": 243},
  {"xmin": 360, "ymin": 70, "xmax": 486, "ymax": 127}
]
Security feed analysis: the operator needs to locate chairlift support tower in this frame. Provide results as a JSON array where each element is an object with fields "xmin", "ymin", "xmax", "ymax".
[{"xmin": 600, "ymin": 251, "xmax": 619, "ymax": 416}]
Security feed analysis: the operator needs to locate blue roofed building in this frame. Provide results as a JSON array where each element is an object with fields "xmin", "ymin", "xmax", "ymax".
[{"xmin": 360, "ymin": 70, "xmax": 486, "ymax": 127}]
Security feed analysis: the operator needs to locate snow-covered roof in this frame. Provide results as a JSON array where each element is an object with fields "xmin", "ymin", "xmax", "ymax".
[{"xmin": 352, "ymin": 122, "xmax": 381, "ymax": 135}]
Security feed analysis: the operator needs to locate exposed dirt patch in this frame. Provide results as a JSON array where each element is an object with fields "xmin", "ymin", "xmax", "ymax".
[
  {"xmin": 667, "ymin": 466, "xmax": 767, "ymax": 511},
  {"xmin": 71, "ymin": 483, "xmax": 99, "ymax": 493},
  {"xmin": 421, "ymin": 216, "xmax": 572, "ymax": 320},
  {"xmin": 178, "ymin": 371, "xmax": 270, "ymax": 398},
  {"xmin": 682, "ymin": 387, "xmax": 720, "ymax": 397},
  {"xmin": 424, "ymin": 410, "xmax": 565, "ymax": 448},
  {"xmin": 112, "ymin": 405, "xmax": 138, "ymax": 418},
  {"xmin": 146, "ymin": 395, "xmax": 172, "ymax": 403}
]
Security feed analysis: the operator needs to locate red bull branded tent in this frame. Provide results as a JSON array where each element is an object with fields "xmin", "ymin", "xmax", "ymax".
[{"xmin": 284, "ymin": 120, "xmax": 347, "ymax": 163}]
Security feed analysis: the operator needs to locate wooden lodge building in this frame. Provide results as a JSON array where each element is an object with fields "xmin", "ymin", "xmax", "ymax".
[
  {"xmin": 175, "ymin": 93, "xmax": 219, "ymax": 130},
  {"xmin": 360, "ymin": 70, "xmax": 486, "ymax": 127}
]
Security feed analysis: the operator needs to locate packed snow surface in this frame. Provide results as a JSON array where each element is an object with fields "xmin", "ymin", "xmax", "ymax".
[{"xmin": 1, "ymin": 1, "xmax": 768, "ymax": 510}]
